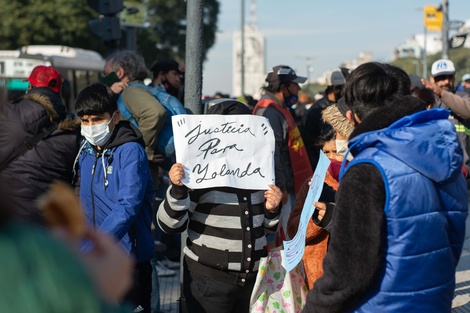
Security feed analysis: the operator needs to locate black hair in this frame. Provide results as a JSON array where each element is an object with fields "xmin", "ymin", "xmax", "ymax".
[
  {"xmin": 261, "ymin": 81, "xmax": 281, "ymax": 93},
  {"xmin": 343, "ymin": 62, "xmax": 411, "ymax": 120},
  {"xmin": 206, "ymin": 99, "xmax": 252, "ymax": 115},
  {"xmin": 411, "ymin": 87, "xmax": 435, "ymax": 108},
  {"xmin": 315, "ymin": 127, "xmax": 336, "ymax": 149},
  {"xmin": 74, "ymin": 83, "xmax": 118, "ymax": 117},
  {"xmin": 150, "ymin": 59, "xmax": 179, "ymax": 78},
  {"xmin": 262, "ymin": 80, "xmax": 293, "ymax": 94}
]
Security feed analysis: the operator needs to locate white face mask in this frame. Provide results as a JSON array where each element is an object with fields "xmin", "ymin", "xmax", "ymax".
[
  {"xmin": 335, "ymin": 139, "xmax": 353, "ymax": 161},
  {"xmin": 81, "ymin": 115, "xmax": 115, "ymax": 147}
]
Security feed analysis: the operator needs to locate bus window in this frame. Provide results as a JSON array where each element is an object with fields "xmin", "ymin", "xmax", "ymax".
[
  {"xmin": 75, "ymin": 70, "xmax": 89, "ymax": 97},
  {"xmin": 7, "ymin": 79, "xmax": 28, "ymax": 101}
]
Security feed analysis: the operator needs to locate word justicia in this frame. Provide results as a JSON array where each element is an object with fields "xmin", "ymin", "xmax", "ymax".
[
  {"xmin": 192, "ymin": 162, "xmax": 265, "ymax": 184},
  {"xmin": 185, "ymin": 121, "xmax": 256, "ymax": 145}
]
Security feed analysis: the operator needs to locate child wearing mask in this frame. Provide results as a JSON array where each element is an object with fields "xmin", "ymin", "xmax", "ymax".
[{"xmin": 74, "ymin": 83, "xmax": 155, "ymax": 313}]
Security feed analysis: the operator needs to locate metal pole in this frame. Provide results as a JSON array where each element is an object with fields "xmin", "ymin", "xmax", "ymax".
[
  {"xmin": 241, "ymin": 0, "xmax": 245, "ymax": 97},
  {"xmin": 184, "ymin": 0, "xmax": 204, "ymax": 114},
  {"xmin": 423, "ymin": 27, "xmax": 428, "ymax": 78},
  {"xmin": 180, "ymin": 2, "xmax": 204, "ymax": 310},
  {"xmin": 126, "ymin": 26, "xmax": 136, "ymax": 51},
  {"xmin": 306, "ymin": 57, "xmax": 311, "ymax": 84},
  {"xmin": 442, "ymin": 0, "xmax": 449, "ymax": 59}
]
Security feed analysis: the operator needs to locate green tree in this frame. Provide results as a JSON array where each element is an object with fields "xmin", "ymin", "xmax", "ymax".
[
  {"xmin": 135, "ymin": 0, "xmax": 219, "ymax": 65},
  {"xmin": 0, "ymin": 0, "xmax": 106, "ymax": 53},
  {"xmin": 0, "ymin": 0, "xmax": 220, "ymax": 68},
  {"xmin": 390, "ymin": 47, "xmax": 470, "ymax": 81}
]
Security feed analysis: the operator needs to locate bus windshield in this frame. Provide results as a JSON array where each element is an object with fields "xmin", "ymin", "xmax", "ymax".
[{"xmin": 0, "ymin": 45, "xmax": 105, "ymax": 111}]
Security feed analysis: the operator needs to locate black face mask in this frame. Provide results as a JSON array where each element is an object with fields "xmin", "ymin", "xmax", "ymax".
[{"xmin": 163, "ymin": 81, "xmax": 179, "ymax": 97}]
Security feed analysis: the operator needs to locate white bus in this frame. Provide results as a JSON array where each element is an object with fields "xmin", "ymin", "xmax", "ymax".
[{"xmin": 0, "ymin": 45, "xmax": 105, "ymax": 110}]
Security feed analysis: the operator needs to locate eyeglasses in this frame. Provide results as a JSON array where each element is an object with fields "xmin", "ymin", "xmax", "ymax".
[{"xmin": 434, "ymin": 75, "xmax": 454, "ymax": 82}]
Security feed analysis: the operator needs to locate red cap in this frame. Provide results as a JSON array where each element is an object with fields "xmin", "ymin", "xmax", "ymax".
[{"xmin": 25, "ymin": 66, "xmax": 62, "ymax": 93}]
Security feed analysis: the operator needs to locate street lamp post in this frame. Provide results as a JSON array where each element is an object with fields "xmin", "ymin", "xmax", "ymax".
[
  {"xmin": 442, "ymin": 0, "xmax": 449, "ymax": 59},
  {"xmin": 241, "ymin": 0, "xmax": 245, "ymax": 97},
  {"xmin": 306, "ymin": 57, "xmax": 312, "ymax": 84},
  {"xmin": 295, "ymin": 55, "xmax": 313, "ymax": 84}
]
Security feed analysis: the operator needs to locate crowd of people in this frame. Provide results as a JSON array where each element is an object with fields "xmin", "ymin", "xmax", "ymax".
[{"xmin": 0, "ymin": 49, "xmax": 469, "ymax": 313}]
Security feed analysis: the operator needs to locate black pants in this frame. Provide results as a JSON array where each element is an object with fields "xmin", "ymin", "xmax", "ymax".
[
  {"xmin": 124, "ymin": 261, "xmax": 152, "ymax": 312},
  {"xmin": 183, "ymin": 261, "xmax": 256, "ymax": 313}
]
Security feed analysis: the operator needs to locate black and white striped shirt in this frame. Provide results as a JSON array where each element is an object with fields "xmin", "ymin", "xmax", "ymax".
[{"xmin": 157, "ymin": 184, "xmax": 280, "ymax": 285}]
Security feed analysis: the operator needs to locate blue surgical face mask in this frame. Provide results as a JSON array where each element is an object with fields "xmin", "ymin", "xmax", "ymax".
[{"xmin": 81, "ymin": 115, "xmax": 115, "ymax": 147}]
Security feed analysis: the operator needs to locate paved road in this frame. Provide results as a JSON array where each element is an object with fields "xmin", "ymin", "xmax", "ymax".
[{"xmin": 453, "ymin": 204, "xmax": 470, "ymax": 312}]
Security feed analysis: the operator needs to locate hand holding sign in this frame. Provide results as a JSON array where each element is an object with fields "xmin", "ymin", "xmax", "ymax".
[
  {"xmin": 172, "ymin": 115, "xmax": 275, "ymax": 190},
  {"xmin": 264, "ymin": 184, "xmax": 283, "ymax": 213},
  {"xmin": 283, "ymin": 151, "xmax": 330, "ymax": 272},
  {"xmin": 169, "ymin": 163, "xmax": 185, "ymax": 187}
]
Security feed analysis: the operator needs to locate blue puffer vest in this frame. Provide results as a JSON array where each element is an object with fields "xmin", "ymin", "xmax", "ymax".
[{"xmin": 344, "ymin": 109, "xmax": 468, "ymax": 312}]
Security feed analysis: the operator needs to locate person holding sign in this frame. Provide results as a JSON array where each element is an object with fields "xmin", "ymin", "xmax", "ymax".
[
  {"xmin": 157, "ymin": 100, "xmax": 283, "ymax": 313},
  {"xmin": 303, "ymin": 62, "xmax": 468, "ymax": 313}
]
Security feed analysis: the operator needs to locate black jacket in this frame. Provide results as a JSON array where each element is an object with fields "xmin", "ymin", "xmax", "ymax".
[
  {"xmin": 300, "ymin": 96, "xmax": 335, "ymax": 169},
  {"xmin": 0, "ymin": 88, "xmax": 81, "ymax": 223}
]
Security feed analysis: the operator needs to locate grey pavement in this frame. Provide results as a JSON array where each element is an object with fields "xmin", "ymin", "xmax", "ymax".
[
  {"xmin": 158, "ymin": 270, "xmax": 180, "ymax": 313},
  {"xmin": 453, "ymin": 203, "xmax": 470, "ymax": 312}
]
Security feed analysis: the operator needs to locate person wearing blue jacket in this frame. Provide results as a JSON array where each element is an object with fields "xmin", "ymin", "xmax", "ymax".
[
  {"xmin": 75, "ymin": 83, "xmax": 155, "ymax": 313},
  {"xmin": 303, "ymin": 62, "xmax": 468, "ymax": 313}
]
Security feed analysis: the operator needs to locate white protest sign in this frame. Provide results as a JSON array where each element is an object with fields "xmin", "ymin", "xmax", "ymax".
[
  {"xmin": 283, "ymin": 151, "xmax": 330, "ymax": 272},
  {"xmin": 172, "ymin": 114, "xmax": 275, "ymax": 190}
]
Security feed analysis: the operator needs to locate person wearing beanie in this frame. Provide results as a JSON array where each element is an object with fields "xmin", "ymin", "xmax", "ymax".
[
  {"xmin": 157, "ymin": 99, "xmax": 283, "ymax": 313},
  {"xmin": 0, "ymin": 65, "xmax": 81, "ymax": 223},
  {"xmin": 150, "ymin": 58, "xmax": 183, "ymax": 100}
]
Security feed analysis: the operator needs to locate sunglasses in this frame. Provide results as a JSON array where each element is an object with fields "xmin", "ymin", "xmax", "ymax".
[{"xmin": 434, "ymin": 75, "xmax": 454, "ymax": 82}]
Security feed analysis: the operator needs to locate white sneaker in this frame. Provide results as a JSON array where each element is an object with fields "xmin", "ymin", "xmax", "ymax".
[
  {"xmin": 155, "ymin": 262, "xmax": 176, "ymax": 277},
  {"xmin": 159, "ymin": 257, "xmax": 180, "ymax": 270}
]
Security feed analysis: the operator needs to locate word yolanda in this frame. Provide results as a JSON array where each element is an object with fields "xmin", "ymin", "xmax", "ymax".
[{"xmin": 192, "ymin": 162, "xmax": 265, "ymax": 184}]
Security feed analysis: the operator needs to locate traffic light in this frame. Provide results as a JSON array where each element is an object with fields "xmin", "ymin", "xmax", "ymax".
[
  {"xmin": 88, "ymin": 17, "xmax": 122, "ymax": 42},
  {"xmin": 87, "ymin": 0, "xmax": 124, "ymax": 43},
  {"xmin": 87, "ymin": 0, "xmax": 124, "ymax": 15}
]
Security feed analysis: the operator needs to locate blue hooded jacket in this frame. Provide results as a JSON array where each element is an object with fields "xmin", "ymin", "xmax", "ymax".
[
  {"xmin": 78, "ymin": 121, "xmax": 154, "ymax": 262},
  {"xmin": 345, "ymin": 108, "xmax": 468, "ymax": 312}
]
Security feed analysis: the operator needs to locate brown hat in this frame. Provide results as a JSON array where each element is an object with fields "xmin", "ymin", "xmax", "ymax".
[{"xmin": 322, "ymin": 102, "xmax": 354, "ymax": 139}]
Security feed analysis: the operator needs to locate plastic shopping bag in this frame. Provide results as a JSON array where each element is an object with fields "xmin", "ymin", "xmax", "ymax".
[{"xmin": 250, "ymin": 246, "xmax": 308, "ymax": 313}]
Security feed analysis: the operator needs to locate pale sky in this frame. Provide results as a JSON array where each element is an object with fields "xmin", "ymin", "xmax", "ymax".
[{"xmin": 201, "ymin": 0, "xmax": 470, "ymax": 97}]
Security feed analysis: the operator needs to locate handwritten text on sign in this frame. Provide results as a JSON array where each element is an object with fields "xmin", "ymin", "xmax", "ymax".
[{"xmin": 172, "ymin": 114, "xmax": 275, "ymax": 190}]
